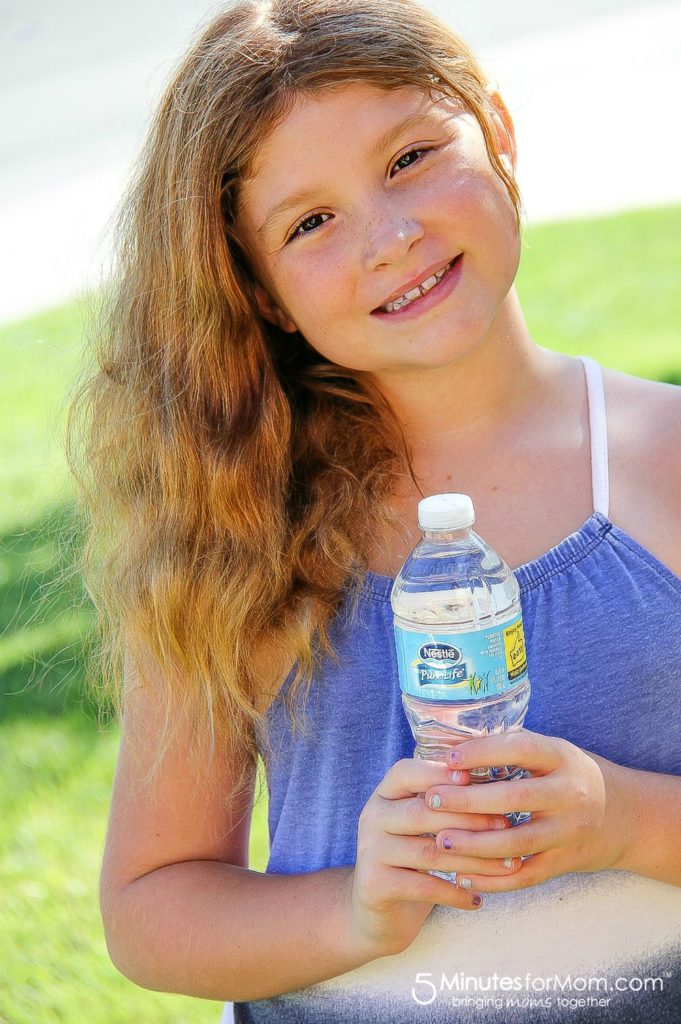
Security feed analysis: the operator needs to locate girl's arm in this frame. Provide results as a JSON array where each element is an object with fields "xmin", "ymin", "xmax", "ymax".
[
  {"xmin": 585, "ymin": 752, "xmax": 681, "ymax": 886},
  {"xmin": 99, "ymin": 652, "xmax": 375, "ymax": 1001},
  {"xmin": 101, "ymin": 649, "xmax": 491, "ymax": 1001},
  {"xmin": 103, "ymin": 858, "xmax": 369, "ymax": 1001}
]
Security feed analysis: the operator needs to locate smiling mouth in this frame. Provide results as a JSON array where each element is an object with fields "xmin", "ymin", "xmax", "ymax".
[{"xmin": 372, "ymin": 255, "xmax": 461, "ymax": 315}]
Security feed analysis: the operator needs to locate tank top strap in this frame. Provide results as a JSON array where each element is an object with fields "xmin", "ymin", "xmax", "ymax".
[{"xmin": 577, "ymin": 354, "xmax": 610, "ymax": 518}]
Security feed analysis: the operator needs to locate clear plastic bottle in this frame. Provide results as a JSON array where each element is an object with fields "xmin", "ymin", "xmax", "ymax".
[{"xmin": 391, "ymin": 493, "xmax": 532, "ymax": 850}]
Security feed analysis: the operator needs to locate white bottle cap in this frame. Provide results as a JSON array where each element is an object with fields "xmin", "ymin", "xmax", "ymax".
[{"xmin": 418, "ymin": 493, "xmax": 475, "ymax": 530}]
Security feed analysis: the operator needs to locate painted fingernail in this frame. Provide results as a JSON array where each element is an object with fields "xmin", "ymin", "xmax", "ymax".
[
  {"xmin": 442, "ymin": 836, "xmax": 453, "ymax": 850},
  {"xmin": 458, "ymin": 877, "xmax": 472, "ymax": 889},
  {"xmin": 503, "ymin": 858, "xmax": 514, "ymax": 869},
  {"xmin": 430, "ymin": 794, "xmax": 443, "ymax": 809},
  {"xmin": 472, "ymin": 894, "xmax": 483, "ymax": 907},
  {"xmin": 449, "ymin": 770, "xmax": 463, "ymax": 783},
  {"xmin": 448, "ymin": 750, "xmax": 461, "ymax": 766}
]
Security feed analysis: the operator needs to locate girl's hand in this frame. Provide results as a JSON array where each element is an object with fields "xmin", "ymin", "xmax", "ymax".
[
  {"xmin": 347, "ymin": 757, "xmax": 523, "ymax": 958},
  {"xmin": 422, "ymin": 728, "xmax": 630, "ymax": 893}
]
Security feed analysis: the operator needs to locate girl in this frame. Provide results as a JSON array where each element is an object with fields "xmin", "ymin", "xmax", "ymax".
[{"xmin": 67, "ymin": 0, "xmax": 681, "ymax": 1020}]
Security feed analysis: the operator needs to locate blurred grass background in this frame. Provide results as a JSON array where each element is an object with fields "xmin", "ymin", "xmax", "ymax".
[{"xmin": 1, "ymin": 204, "xmax": 680, "ymax": 1023}]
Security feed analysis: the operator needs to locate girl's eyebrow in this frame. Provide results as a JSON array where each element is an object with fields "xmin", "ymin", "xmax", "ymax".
[
  {"xmin": 256, "ymin": 186, "xmax": 323, "ymax": 237},
  {"xmin": 367, "ymin": 110, "xmax": 436, "ymax": 161},
  {"xmin": 255, "ymin": 110, "xmax": 438, "ymax": 239}
]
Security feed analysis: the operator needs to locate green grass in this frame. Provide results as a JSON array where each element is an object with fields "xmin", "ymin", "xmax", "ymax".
[
  {"xmin": 517, "ymin": 205, "xmax": 681, "ymax": 382},
  {"xmin": 1, "ymin": 204, "xmax": 679, "ymax": 1023}
]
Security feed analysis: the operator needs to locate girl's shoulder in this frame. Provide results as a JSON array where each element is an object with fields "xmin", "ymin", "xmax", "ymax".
[
  {"xmin": 604, "ymin": 364, "xmax": 680, "ymax": 474},
  {"xmin": 604, "ymin": 362, "xmax": 681, "ymax": 410},
  {"xmin": 604, "ymin": 364, "xmax": 681, "ymax": 578}
]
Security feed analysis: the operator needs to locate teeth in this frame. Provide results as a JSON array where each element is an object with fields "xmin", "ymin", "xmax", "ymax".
[{"xmin": 380, "ymin": 259, "xmax": 454, "ymax": 313}]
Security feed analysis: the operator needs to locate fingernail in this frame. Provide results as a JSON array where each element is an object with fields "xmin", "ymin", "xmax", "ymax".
[
  {"xmin": 472, "ymin": 894, "xmax": 483, "ymax": 907},
  {"xmin": 449, "ymin": 770, "xmax": 463, "ymax": 783},
  {"xmin": 448, "ymin": 750, "xmax": 461, "ymax": 766},
  {"xmin": 430, "ymin": 794, "xmax": 442, "ymax": 810},
  {"xmin": 458, "ymin": 877, "xmax": 472, "ymax": 889},
  {"xmin": 503, "ymin": 858, "xmax": 514, "ymax": 869},
  {"xmin": 442, "ymin": 836, "xmax": 453, "ymax": 850}
]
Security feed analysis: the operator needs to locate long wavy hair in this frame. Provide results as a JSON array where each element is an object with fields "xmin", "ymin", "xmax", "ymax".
[{"xmin": 64, "ymin": 0, "xmax": 522, "ymax": 806}]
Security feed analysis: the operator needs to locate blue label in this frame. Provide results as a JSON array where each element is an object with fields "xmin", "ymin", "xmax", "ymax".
[{"xmin": 394, "ymin": 613, "xmax": 527, "ymax": 701}]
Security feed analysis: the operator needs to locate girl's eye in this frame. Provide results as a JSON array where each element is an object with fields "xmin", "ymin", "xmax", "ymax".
[
  {"xmin": 287, "ymin": 212, "xmax": 331, "ymax": 243},
  {"xmin": 391, "ymin": 147, "xmax": 432, "ymax": 175}
]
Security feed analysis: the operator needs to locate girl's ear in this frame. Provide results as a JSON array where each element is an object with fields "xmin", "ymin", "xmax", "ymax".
[
  {"xmin": 485, "ymin": 80, "xmax": 517, "ymax": 173},
  {"xmin": 252, "ymin": 282, "xmax": 299, "ymax": 334}
]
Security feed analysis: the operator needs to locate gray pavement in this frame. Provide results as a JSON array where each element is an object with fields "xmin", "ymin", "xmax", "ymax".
[{"xmin": 1, "ymin": 0, "xmax": 680, "ymax": 324}]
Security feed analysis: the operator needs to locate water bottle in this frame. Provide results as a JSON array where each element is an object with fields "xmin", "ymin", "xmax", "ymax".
[{"xmin": 391, "ymin": 494, "xmax": 532, "ymax": 863}]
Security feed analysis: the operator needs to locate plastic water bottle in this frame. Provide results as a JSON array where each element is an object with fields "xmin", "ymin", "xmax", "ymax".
[{"xmin": 391, "ymin": 494, "xmax": 532, "ymax": 856}]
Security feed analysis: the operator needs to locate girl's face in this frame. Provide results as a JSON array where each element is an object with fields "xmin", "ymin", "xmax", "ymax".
[{"xmin": 235, "ymin": 81, "xmax": 519, "ymax": 375}]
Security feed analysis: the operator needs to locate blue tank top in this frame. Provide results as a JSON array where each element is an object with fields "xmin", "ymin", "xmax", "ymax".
[{"xmin": 226, "ymin": 355, "xmax": 681, "ymax": 1024}]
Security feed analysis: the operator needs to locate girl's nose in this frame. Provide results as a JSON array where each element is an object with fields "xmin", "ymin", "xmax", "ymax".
[{"xmin": 363, "ymin": 216, "xmax": 424, "ymax": 271}]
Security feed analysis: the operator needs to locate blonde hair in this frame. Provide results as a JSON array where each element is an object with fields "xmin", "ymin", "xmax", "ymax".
[{"xmin": 64, "ymin": 0, "xmax": 521, "ymax": 804}]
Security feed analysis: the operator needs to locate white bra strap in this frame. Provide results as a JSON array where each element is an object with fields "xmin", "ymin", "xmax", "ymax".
[{"xmin": 577, "ymin": 354, "xmax": 610, "ymax": 518}]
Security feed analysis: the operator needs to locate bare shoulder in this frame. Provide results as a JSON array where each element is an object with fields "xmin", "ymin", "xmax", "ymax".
[
  {"xmin": 603, "ymin": 365, "xmax": 681, "ymax": 472},
  {"xmin": 603, "ymin": 363, "xmax": 681, "ymax": 406},
  {"xmin": 603, "ymin": 365, "xmax": 681, "ymax": 578}
]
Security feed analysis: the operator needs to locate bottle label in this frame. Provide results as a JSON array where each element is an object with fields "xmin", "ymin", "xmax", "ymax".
[{"xmin": 394, "ymin": 613, "xmax": 528, "ymax": 701}]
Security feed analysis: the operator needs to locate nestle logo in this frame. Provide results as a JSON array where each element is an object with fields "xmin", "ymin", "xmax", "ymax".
[{"xmin": 418, "ymin": 642, "xmax": 461, "ymax": 663}]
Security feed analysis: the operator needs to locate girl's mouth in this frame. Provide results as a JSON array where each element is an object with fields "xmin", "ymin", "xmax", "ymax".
[{"xmin": 370, "ymin": 253, "xmax": 464, "ymax": 322}]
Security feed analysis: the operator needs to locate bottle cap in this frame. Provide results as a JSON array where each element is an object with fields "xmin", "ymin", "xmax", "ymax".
[{"xmin": 418, "ymin": 493, "xmax": 475, "ymax": 531}]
